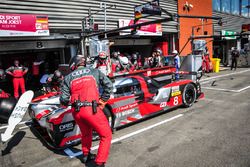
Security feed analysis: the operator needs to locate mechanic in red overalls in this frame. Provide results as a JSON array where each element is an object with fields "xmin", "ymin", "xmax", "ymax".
[
  {"xmin": 111, "ymin": 51, "xmax": 122, "ymax": 73},
  {"xmin": 6, "ymin": 60, "xmax": 28, "ymax": 99},
  {"xmin": 60, "ymin": 55, "xmax": 113, "ymax": 167},
  {"xmin": 92, "ymin": 51, "xmax": 112, "ymax": 76}
]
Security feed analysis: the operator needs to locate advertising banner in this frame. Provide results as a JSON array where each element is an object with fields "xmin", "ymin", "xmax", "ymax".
[
  {"xmin": 0, "ymin": 13, "xmax": 49, "ymax": 37},
  {"xmin": 119, "ymin": 19, "xmax": 162, "ymax": 36}
]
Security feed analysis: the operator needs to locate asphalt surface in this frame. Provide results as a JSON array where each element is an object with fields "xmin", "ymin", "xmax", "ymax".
[{"xmin": 1, "ymin": 68, "xmax": 250, "ymax": 167}]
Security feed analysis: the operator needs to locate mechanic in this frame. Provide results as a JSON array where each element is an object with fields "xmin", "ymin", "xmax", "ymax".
[
  {"xmin": 92, "ymin": 51, "xmax": 112, "ymax": 76},
  {"xmin": 111, "ymin": 51, "xmax": 122, "ymax": 73},
  {"xmin": 46, "ymin": 70, "xmax": 64, "ymax": 92},
  {"xmin": 131, "ymin": 52, "xmax": 142, "ymax": 71},
  {"xmin": 60, "ymin": 55, "xmax": 113, "ymax": 167},
  {"xmin": 202, "ymin": 50, "xmax": 212, "ymax": 73},
  {"xmin": 231, "ymin": 47, "xmax": 240, "ymax": 70},
  {"xmin": 6, "ymin": 60, "xmax": 28, "ymax": 99},
  {"xmin": 117, "ymin": 56, "xmax": 131, "ymax": 73},
  {"xmin": 154, "ymin": 48, "xmax": 164, "ymax": 67},
  {"xmin": 173, "ymin": 50, "xmax": 181, "ymax": 80}
]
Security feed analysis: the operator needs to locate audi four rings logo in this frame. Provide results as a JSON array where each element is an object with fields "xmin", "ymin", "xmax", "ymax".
[{"xmin": 72, "ymin": 69, "xmax": 91, "ymax": 76}]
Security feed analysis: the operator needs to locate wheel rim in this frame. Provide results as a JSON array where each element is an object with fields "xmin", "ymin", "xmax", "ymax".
[{"xmin": 185, "ymin": 88, "xmax": 195, "ymax": 104}]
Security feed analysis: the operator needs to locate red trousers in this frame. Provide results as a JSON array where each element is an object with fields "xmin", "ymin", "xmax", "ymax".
[
  {"xmin": 13, "ymin": 77, "xmax": 25, "ymax": 98},
  {"xmin": 72, "ymin": 106, "xmax": 112, "ymax": 164}
]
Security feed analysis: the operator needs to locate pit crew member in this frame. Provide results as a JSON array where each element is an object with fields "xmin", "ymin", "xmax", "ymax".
[
  {"xmin": 60, "ymin": 55, "xmax": 113, "ymax": 167},
  {"xmin": 6, "ymin": 60, "xmax": 28, "ymax": 99}
]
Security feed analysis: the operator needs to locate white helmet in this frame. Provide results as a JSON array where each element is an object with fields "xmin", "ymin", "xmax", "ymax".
[
  {"xmin": 119, "ymin": 56, "xmax": 129, "ymax": 65},
  {"xmin": 99, "ymin": 51, "xmax": 107, "ymax": 59}
]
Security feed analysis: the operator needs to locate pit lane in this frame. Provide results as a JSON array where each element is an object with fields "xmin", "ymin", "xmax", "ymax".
[
  {"xmin": 1, "ymin": 68, "xmax": 250, "ymax": 167},
  {"xmin": 200, "ymin": 69, "xmax": 250, "ymax": 93}
]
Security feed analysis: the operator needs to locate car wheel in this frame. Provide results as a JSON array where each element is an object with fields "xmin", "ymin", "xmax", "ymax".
[{"xmin": 182, "ymin": 84, "xmax": 197, "ymax": 108}]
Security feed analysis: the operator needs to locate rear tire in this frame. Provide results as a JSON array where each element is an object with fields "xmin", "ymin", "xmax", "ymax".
[{"xmin": 182, "ymin": 84, "xmax": 197, "ymax": 108}]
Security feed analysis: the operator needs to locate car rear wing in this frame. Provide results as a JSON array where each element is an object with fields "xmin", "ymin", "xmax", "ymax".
[{"xmin": 109, "ymin": 66, "xmax": 176, "ymax": 79}]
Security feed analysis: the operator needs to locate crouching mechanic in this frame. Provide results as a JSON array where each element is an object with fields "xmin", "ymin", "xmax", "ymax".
[{"xmin": 59, "ymin": 55, "xmax": 113, "ymax": 167}]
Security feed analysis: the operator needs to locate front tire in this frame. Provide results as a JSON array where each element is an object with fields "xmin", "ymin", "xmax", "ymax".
[{"xmin": 182, "ymin": 84, "xmax": 197, "ymax": 108}]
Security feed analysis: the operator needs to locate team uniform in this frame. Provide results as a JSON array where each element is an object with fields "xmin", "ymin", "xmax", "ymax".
[
  {"xmin": 60, "ymin": 58, "xmax": 113, "ymax": 167},
  {"xmin": 6, "ymin": 65, "xmax": 28, "ymax": 98}
]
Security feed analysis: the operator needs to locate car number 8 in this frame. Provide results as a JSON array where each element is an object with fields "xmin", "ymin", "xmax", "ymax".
[{"xmin": 174, "ymin": 96, "xmax": 178, "ymax": 105}]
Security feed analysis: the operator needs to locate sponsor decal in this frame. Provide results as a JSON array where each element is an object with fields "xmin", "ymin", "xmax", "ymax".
[
  {"xmin": 116, "ymin": 109, "xmax": 136, "ymax": 118},
  {"xmin": 171, "ymin": 86, "xmax": 181, "ymax": 96},
  {"xmin": 115, "ymin": 102, "xmax": 138, "ymax": 112},
  {"xmin": 65, "ymin": 138, "xmax": 81, "ymax": 145},
  {"xmin": 72, "ymin": 69, "xmax": 91, "ymax": 76},
  {"xmin": 171, "ymin": 91, "xmax": 181, "ymax": 96},
  {"xmin": 160, "ymin": 102, "xmax": 167, "ymax": 108},
  {"xmin": 172, "ymin": 86, "xmax": 179, "ymax": 92},
  {"xmin": 55, "ymin": 122, "xmax": 75, "ymax": 133}
]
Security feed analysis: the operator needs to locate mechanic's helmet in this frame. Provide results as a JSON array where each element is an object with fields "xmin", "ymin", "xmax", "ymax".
[
  {"xmin": 0, "ymin": 69, "xmax": 5, "ymax": 80},
  {"xmin": 172, "ymin": 50, "xmax": 178, "ymax": 55},
  {"xmin": 69, "ymin": 55, "xmax": 85, "ymax": 71},
  {"xmin": 132, "ymin": 53, "xmax": 137, "ymax": 60},
  {"xmin": 53, "ymin": 70, "xmax": 62, "ymax": 79},
  {"xmin": 155, "ymin": 48, "xmax": 162, "ymax": 55},
  {"xmin": 119, "ymin": 56, "xmax": 129, "ymax": 66},
  {"xmin": 99, "ymin": 51, "xmax": 107, "ymax": 60}
]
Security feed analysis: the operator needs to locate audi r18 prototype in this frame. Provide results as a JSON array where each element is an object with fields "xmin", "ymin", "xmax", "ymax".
[{"xmin": 29, "ymin": 66, "xmax": 204, "ymax": 149}]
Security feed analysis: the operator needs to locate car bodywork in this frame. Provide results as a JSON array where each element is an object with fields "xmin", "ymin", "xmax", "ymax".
[{"xmin": 29, "ymin": 66, "xmax": 204, "ymax": 149}]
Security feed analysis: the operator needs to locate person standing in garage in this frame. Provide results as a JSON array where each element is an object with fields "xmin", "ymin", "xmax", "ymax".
[
  {"xmin": 6, "ymin": 60, "xmax": 28, "ymax": 99},
  {"xmin": 60, "ymin": 55, "xmax": 113, "ymax": 167},
  {"xmin": 173, "ymin": 50, "xmax": 180, "ymax": 80},
  {"xmin": 231, "ymin": 47, "xmax": 240, "ymax": 70}
]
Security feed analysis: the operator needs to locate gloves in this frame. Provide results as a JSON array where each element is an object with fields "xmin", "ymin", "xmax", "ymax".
[{"xmin": 99, "ymin": 99, "xmax": 106, "ymax": 110}]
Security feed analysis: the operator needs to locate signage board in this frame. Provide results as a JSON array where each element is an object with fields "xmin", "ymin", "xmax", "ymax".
[
  {"xmin": 134, "ymin": 0, "xmax": 161, "ymax": 20},
  {"xmin": 222, "ymin": 30, "xmax": 236, "ymax": 40},
  {"xmin": 119, "ymin": 19, "xmax": 162, "ymax": 36},
  {"xmin": 0, "ymin": 13, "xmax": 49, "ymax": 37}
]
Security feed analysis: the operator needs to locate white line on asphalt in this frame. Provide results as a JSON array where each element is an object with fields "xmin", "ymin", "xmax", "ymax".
[
  {"xmin": 200, "ymin": 69, "xmax": 250, "ymax": 82},
  {"xmin": 64, "ymin": 114, "xmax": 184, "ymax": 158},
  {"xmin": 202, "ymin": 84, "xmax": 250, "ymax": 93},
  {"xmin": 202, "ymin": 87, "xmax": 239, "ymax": 92},
  {"xmin": 0, "ymin": 120, "xmax": 32, "ymax": 130},
  {"xmin": 237, "ymin": 85, "xmax": 250, "ymax": 92}
]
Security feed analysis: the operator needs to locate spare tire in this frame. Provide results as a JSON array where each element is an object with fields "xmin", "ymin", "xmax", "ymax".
[{"xmin": 0, "ymin": 97, "xmax": 17, "ymax": 123}]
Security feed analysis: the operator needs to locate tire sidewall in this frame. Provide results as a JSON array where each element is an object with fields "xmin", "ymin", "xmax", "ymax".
[{"xmin": 182, "ymin": 84, "xmax": 197, "ymax": 107}]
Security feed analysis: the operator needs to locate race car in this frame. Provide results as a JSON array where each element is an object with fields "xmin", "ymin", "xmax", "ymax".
[{"xmin": 29, "ymin": 66, "xmax": 204, "ymax": 149}]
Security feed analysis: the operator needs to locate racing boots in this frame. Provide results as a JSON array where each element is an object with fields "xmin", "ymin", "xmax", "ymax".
[
  {"xmin": 83, "ymin": 152, "xmax": 96, "ymax": 164},
  {"xmin": 88, "ymin": 160, "xmax": 105, "ymax": 167}
]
